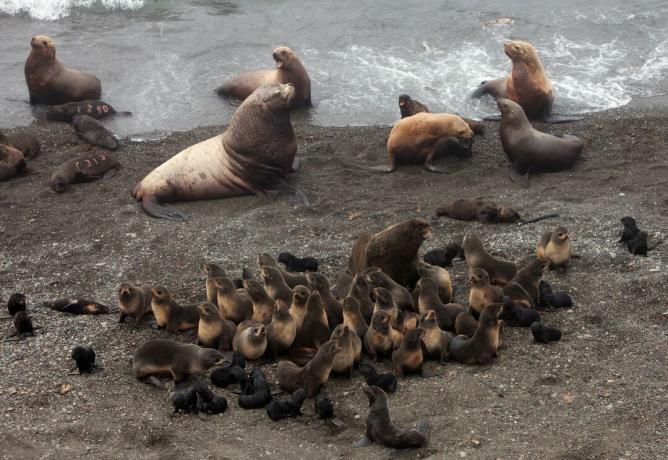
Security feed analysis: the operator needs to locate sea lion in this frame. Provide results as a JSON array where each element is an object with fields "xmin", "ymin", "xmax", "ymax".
[
  {"xmin": 416, "ymin": 278, "xmax": 466, "ymax": 331},
  {"xmin": 266, "ymin": 388, "xmax": 307, "ymax": 421},
  {"xmin": 342, "ymin": 296, "xmax": 369, "ymax": 339},
  {"xmin": 306, "ymin": 272, "xmax": 343, "ymax": 327},
  {"xmin": 347, "ymin": 274, "xmax": 374, "ymax": 322},
  {"xmin": 257, "ymin": 253, "xmax": 308, "ymax": 288},
  {"xmin": 449, "ymin": 303, "xmax": 503, "ymax": 364},
  {"xmin": 289, "ymin": 285, "xmax": 309, "ymax": 332},
  {"xmin": 0, "ymin": 131, "xmax": 40, "ymax": 160},
  {"xmin": 420, "ymin": 310, "xmax": 453, "ymax": 362},
  {"xmin": 233, "ymin": 322, "xmax": 267, "ymax": 360},
  {"xmin": 375, "ymin": 112, "xmax": 474, "ymax": 173},
  {"xmin": 398, "ymin": 94, "xmax": 428, "ymax": 118},
  {"xmin": 197, "ymin": 302, "xmax": 236, "ymax": 351},
  {"xmin": 267, "ymin": 299, "xmax": 297, "ymax": 358},
  {"xmin": 216, "ymin": 46, "xmax": 311, "ymax": 108},
  {"xmin": 468, "ymin": 268, "xmax": 504, "ymax": 316},
  {"xmin": 498, "ymin": 98, "xmax": 584, "ymax": 186},
  {"xmin": 422, "ymin": 243, "xmax": 463, "ymax": 268},
  {"xmin": 117, "ymin": 283, "xmax": 152, "ymax": 324},
  {"xmin": 364, "ymin": 310, "xmax": 403, "ymax": 362},
  {"xmin": 203, "ymin": 263, "xmax": 226, "ymax": 306},
  {"xmin": 278, "ymin": 252, "xmax": 318, "ymax": 272},
  {"xmin": 364, "ymin": 268, "xmax": 415, "ymax": 311},
  {"xmin": 503, "ymin": 258, "xmax": 548, "ymax": 308},
  {"xmin": 49, "ymin": 152, "xmax": 120, "ymax": 192},
  {"xmin": 349, "ymin": 219, "xmax": 432, "ymax": 287},
  {"xmin": 392, "ymin": 328, "xmax": 426, "ymax": 377},
  {"xmin": 243, "ymin": 279, "xmax": 275, "ymax": 325},
  {"xmin": 536, "ymin": 226, "xmax": 572, "ymax": 269},
  {"xmin": 49, "ymin": 298, "xmax": 110, "ymax": 314},
  {"xmin": 214, "ymin": 277, "xmax": 252, "ymax": 323},
  {"xmin": 25, "ymin": 35, "xmax": 101, "ymax": 105},
  {"xmin": 291, "ymin": 291, "xmax": 330, "ymax": 350},
  {"xmin": 72, "ymin": 114, "xmax": 119, "ymax": 150},
  {"xmin": 454, "ymin": 311, "xmax": 478, "ymax": 338},
  {"xmin": 46, "ymin": 100, "xmax": 130, "ymax": 122},
  {"xmin": 359, "ymin": 385, "xmax": 428, "ymax": 449},
  {"xmin": 0, "ymin": 145, "xmax": 27, "ymax": 182},
  {"xmin": 330, "ymin": 324, "xmax": 362, "ymax": 377},
  {"xmin": 471, "ymin": 40, "xmax": 552, "ymax": 121},
  {"xmin": 277, "ymin": 340, "xmax": 341, "ymax": 397},
  {"xmin": 261, "ymin": 265, "xmax": 293, "ymax": 304},
  {"xmin": 149, "ymin": 287, "xmax": 199, "ymax": 332},
  {"xmin": 133, "ymin": 83, "xmax": 301, "ymax": 221},
  {"xmin": 133, "ymin": 339, "xmax": 224, "ymax": 384},
  {"xmin": 462, "ymin": 233, "xmax": 517, "ymax": 285},
  {"xmin": 417, "ymin": 261, "xmax": 452, "ymax": 303}
]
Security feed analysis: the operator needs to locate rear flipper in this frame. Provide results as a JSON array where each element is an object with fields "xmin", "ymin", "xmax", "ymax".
[
  {"xmin": 140, "ymin": 195, "xmax": 188, "ymax": 221},
  {"xmin": 275, "ymin": 177, "xmax": 310, "ymax": 207},
  {"xmin": 509, "ymin": 164, "xmax": 531, "ymax": 188},
  {"xmin": 369, "ymin": 164, "xmax": 396, "ymax": 173},
  {"xmin": 103, "ymin": 167, "xmax": 119, "ymax": 180},
  {"xmin": 415, "ymin": 417, "xmax": 429, "ymax": 435},
  {"xmin": 352, "ymin": 435, "xmax": 371, "ymax": 448}
]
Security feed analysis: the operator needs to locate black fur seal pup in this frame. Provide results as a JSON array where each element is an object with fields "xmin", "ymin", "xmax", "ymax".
[
  {"xmin": 266, "ymin": 389, "xmax": 306, "ymax": 421},
  {"xmin": 278, "ymin": 252, "xmax": 318, "ymax": 272},
  {"xmin": 423, "ymin": 243, "xmax": 463, "ymax": 268},
  {"xmin": 538, "ymin": 281, "xmax": 573, "ymax": 309},
  {"xmin": 531, "ymin": 322, "xmax": 562, "ymax": 343},
  {"xmin": 278, "ymin": 340, "xmax": 341, "ymax": 397},
  {"xmin": 238, "ymin": 368, "xmax": 272, "ymax": 409},
  {"xmin": 449, "ymin": 303, "xmax": 502, "ymax": 365},
  {"xmin": 193, "ymin": 379, "xmax": 228, "ymax": 414},
  {"xmin": 71, "ymin": 346, "xmax": 97, "ymax": 374},
  {"xmin": 358, "ymin": 363, "xmax": 397, "ymax": 394},
  {"xmin": 7, "ymin": 293, "xmax": 27, "ymax": 316},
  {"xmin": 49, "ymin": 298, "xmax": 110, "ymax": 314}
]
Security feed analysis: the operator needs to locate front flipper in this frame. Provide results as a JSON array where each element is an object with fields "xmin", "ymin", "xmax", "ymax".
[
  {"xmin": 140, "ymin": 195, "xmax": 188, "ymax": 221},
  {"xmin": 482, "ymin": 114, "xmax": 502, "ymax": 122},
  {"xmin": 291, "ymin": 157, "xmax": 301, "ymax": 173},
  {"xmin": 508, "ymin": 164, "xmax": 531, "ymax": 188},
  {"xmin": 423, "ymin": 158, "xmax": 448, "ymax": 174},
  {"xmin": 103, "ymin": 167, "xmax": 119, "ymax": 180},
  {"xmin": 352, "ymin": 435, "xmax": 371, "ymax": 448},
  {"xmin": 369, "ymin": 164, "xmax": 396, "ymax": 173},
  {"xmin": 415, "ymin": 417, "xmax": 429, "ymax": 435}
]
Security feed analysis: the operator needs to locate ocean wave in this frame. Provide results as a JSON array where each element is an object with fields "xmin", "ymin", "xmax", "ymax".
[{"xmin": 0, "ymin": 0, "xmax": 143, "ymax": 20}]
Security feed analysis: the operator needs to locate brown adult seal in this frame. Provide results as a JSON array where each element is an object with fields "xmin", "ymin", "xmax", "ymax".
[
  {"xmin": 330, "ymin": 324, "xmax": 362, "ymax": 377},
  {"xmin": 498, "ymin": 98, "xmax": 584, "ymax": 186},
  {"xmin": 261, "ymin": 265, "xmax": 293, "ymax": 304},
  {"xmin": 0, "ymin": 131, "xmax": 40, "ymax": 160},
  {"xmin": 72, "ymin": 114, "xmax": 119, "ymax": 150},
  {"xmin": 267, "ymin": 299, "xmax": 297, "ymax": 358},
  {"xmin": 216, "ymin": 46, "xmax": 311, "ymax": 108},
  {"xmin": 117, "ymin": 283, "xmax": 152, "ymax": 324},
  {"xmin": 25, "ymin": 35, "xmax": 101, "ymax": 105},
  {"xmin": 133, "ymin": 339, "xmax": 224, "ymax": 384},
  {"xmin": 291, "ymin": 291, "xmax": 330, "ymax": 350},
  {"xmin": 417, "ymin": 261, "xmax": 452, "ymax": 303},
  {"xmin": 233, "ymin": 321, "xmax": 267, "ymax": 360},
  {"xmin": 374, "ymin": 113, "xmax": 474, "ymax": 173},
  {"xmin": 289, "ymin": 285, "xmax": 309, "ymax": 332},
  {"xmin": 392, "ymin": 328, "xmax": 426, "ymax": 377},
  {"xmin": 49, "ymin": 152, "xmax": 120, "ymax": 192},
  {"xmin": 306, "ymin": 272, "xmax": 343, "ymax": 326},
  {"xmin": 243, "ymin": 279, "xmax": 274, "ymax": 325},
  {"xmin": 133, "ymin": 83, "xmax": 302, "ymax": 221},
  {"xmin": 203, "ymin": 263, "xmax": 226, "ymax": 305},
  {"xmin": 46, "ymin": 100, "xmax": 130, "ymax": 122},
  {"xmin": 197, "ymin": 302, "xmax": 236, "ymax": 351},
  {"xmin": 468, "ymin": 268, "xmax": 504, "ymax": 316},
  {"xmin": 214, "ymin": 277, "xmax": 252, "ymax": 323},
  {"xmin": 342, "ymin": 296, "xmax": 369, "ymax": 339},
  {"xmin": 364, "ymin": 267, "xmax": 415, "ymax": 311},
  {"xmin": 420, "ymin": 310, "xmax": 453, "ymax": 362},
  {"xmin": 364, "ymin": 310, "xmax": 403, "ymax": 362},
  {"xmin": 435, "ymin": 198, "xmax": 558, "ymax": 224},
  {"xmin": 349, "ymin": 218, "xmax": 432, "ymax": 288},
  {"xmin": 503, "ymin": 259, "xmax": 548, "ymax": 308},
  {"xmin": 0, "ymin": 145, "xmax": 27, "ymax": 182},
  {"xmin": 257, "ymin": 253, "xmax": 308, "ymax": 288},
  {"xmin": 449, "ymin": 303, "xmax": 502, "ymax": 364},
  {"xmin": 416, "ymin": 278, "xmax": 465, "ymax": 331},
  {"xmin": 462, "ymin": 233, "xmax": 517, "ymax": 285},
  {"xmin": 536, "ymin": 226, "xmax": 572, "ymax": 269},
  {"xmin": 277, "ymin": 340, "xmax": 341, "ymax": 397},
  {"xmin": 149, "ymin": 287, "xmax": 199, "ymax": 332}
]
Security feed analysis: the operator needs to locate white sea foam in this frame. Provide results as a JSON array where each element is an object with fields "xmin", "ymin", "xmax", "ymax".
[{"xmin": 0, "ymin": 0, "xmax": 143, "ymax": 20}]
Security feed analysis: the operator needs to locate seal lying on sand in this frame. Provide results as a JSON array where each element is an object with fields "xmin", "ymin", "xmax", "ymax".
[
  {"xmin": 133, "ymin": 83, "xmax": 303, "ymax": 220},
  {"xmin": 46, "ymin": 100, "xmax": 130, "ymax": 122}
]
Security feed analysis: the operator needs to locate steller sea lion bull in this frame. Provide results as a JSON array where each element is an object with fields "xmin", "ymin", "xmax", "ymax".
[{"xmin": 132, "ymin": 83, "xmax": 304, "ymax": 220}]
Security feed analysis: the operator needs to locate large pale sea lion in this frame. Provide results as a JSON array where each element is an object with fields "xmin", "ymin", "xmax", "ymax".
[
  {"xmin": 133, "ymin": 83, "xmax": 302, "ymax": 220},
  {"xmin": 216, "ymin": 46, "xmax": 311, "ymax": 108},
  {"xmin": 25, "ymin": 35, "xmax": 101, "ymax": 105}
]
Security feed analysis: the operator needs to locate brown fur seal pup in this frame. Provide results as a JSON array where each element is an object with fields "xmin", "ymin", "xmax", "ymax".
[
  {"xmin": 117, "ymin": 283, "xmax": 152, "ymax": 324},
  {"xmin": 349, "ymin": 219, "xmax": 432, "ymax": 287},
  {"xmin": 416, "ymin": 278, "xmax": 466, "ymax": 331},
  {"xmin": 277, "ymin": 340, "xmax": 341, "ymax": 397},
  {"xmin": 498, "ymin": 98, "xmax": 584, "ymax": 186},
  {"xmin": 306, "ymin": 272, "xmax": 343, "ymax": 327},
  {"xmin": 365, "ymin": 268, "xmax": 415, "ymax": 312},
  {"xmin": 364, "ymin": 310, "xmax": 403, "ymax": 362},
  {"xmin": 261, "ymin": 265, "xmax": 293, "ymax": 304},
  {"xmin": 72, "ymin": 114, "xmax": 119, "ymax": 150},
  {"xmin": 243, "ymin": 279, "xmax": 274, "ymax": 325},
  {"xmin": 358, "ymin": 385, "xmax": 428, "ymax": 448},
  {"xmin": 197, "ymin": 302, "xmax": 236, "ymax": 351},
  {"xmin": 25, "ymin": 35, "xmax": 101, "ymax": 105},
  {"xmin": 203, "ymin": 263, "xmax": 226, "ymax": 305},
  {"xmin": 372, "ymin": 287, "xmax": 419, "ymax": 334},
  {"xmin": 392, "ymin": 328, "xmax": 426, "ymax": 377},
  {"xmin": 342, "ymin": 296, "xmax": 369, "ymax": 339},
  {"xmin": 330, "ymin": 324, "xmax": 362, "ymax": 377},
  {"xmin": 536, "ymin": 226, "xmax": 572, "ymax": 269},
  {"xmin": 289, "ymin": 285, "xmax": 309, "ymax": 332},
  {"xmin": 216, "ymin": 46, "xmax": 311, "ymax": 108},
  {"xmin": 0, "ymin": 145, "xmax": 27, "ymax": 182},
  {"xmin": 214, "ymin": 277, "xmax": 252, "ymax": 323},
  {"xmin": 454, "ymin": 311, "xmax": 479, "ymax": 338},
  {"xmin": 292, "ymin": 291, "xmax": 330, "ymax": 350},
  {"xmin": 503, "ymin": 259, "xmax": 548, "ymax": 308},
  {"xmin": 149, "ymin": 287, "xmax": 199, "ymax": 332},
  {"xmin": 462, "ymin": 233, "xmax": 517, "ymax": 285},
  {"xmin": 0, "ymin": 131, "xmax": 40, "ymax": 160},
  {"xmin": 468, "ymin": 268, "xmax": 504, "ymax": 316},
  {"xmin": 330, "ymin": 270, "xmax": 354, "ymax": 301},
  {"xmin": 233, "ymin": 322, "xmax": 267, "ymax": 360},
  {"xmin": 375, "ymin": 112, "xmax": 474, "ymax": 173},
  {"xmin": 472, "ymin": 40, "xmax": 552, "ymax": 120},
  {"xmin": 347, "ymin": 274, "xmax": 374, "ymax": 322},
  {"xmin": 449, "ymin": 303, "xmax": 502, "ymax": 364},
  {"xmin": 257, "ymin": 253, "xmax": 308, "ymax": 288},
  {"xmin": 398, "ymin": 94, "xmax": 428, "ymax": 118},
  {"xmin": 267, "ymin": 299, "xmax": 297, "ymax": 358},
  {"xmin": 420, "ymin": 310, "xmax": 453, "ymax": 362},
  {"xmin": 49, "ymin": 152, "xmax": 120, "ymax": 192},
  {"xmin": 417, "ymin": 261, "xmax": 452, "ymax": 303},
  {"xmin": 133, "ymin": 339, "xmax": 224, "ymax": 384},
  {"xmin": 133, "ymin": 83, "xmax": 301, "ymax": 221},
  {"xmin": 46, "ymin": 100, "xmax": 130, "ymax": 122}
]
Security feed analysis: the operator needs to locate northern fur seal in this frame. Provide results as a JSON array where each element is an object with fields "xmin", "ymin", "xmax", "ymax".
[
  {"xmin": 330, "ymin": 324, "xmax": 362, "ymax": 377},
  {"xmin": 364, "ymin": 310, "xmax": 403, "ymax": 362},
  {"xmin": 392, "ymin": 328, "xmax": 425, "ymax": 377},
  {"xmin": 197, "ymin": 302, "xmax": 236, "ymax": 351},
  {"xmin": 72, "ymin": 114, "xmax": 119, "ymax": 150},
  {"xmin": 0, "ymin": 131, "xmax": 40, "ymax": 160},
  {"xmin": 398, "ymin": 94, "xmax": 428, "ymax": 118},
  {"xmin": 416, "ymin": 277, "xmax": 465, "ymax": 330},
  {"xmin": 536, "ymin": 226, "xmax": 572, "ymax": 269},
  {"xmin": 420, "ymin": 310, "xmax": 453, "ymax": 362},
  {"xmin": 468, "ymin": 268, "xmax": 504, "ymax": 316},
  {"xmin": 267, "ymin": 299, "xmax": 297, "ymax": 358},
  {"xmin": 435, "ymin": 198, "xmax": 559, "ymax": 225},
  {"xmin": 503, "ymin": 258, "xmax": 548, "ymax": 308},
  {"xmin": 462, "ymin": 233, "xmax": 517, "ymax": 286},
  {"xmin": 261, "ymin": 265, "xmax": 293, "ymax": 304},
  {"xmin": 203, "ymin": 263, "xmax": 226, "ymax": 305},
  {"xmin": 291, "ymin": 291, "xmax": 330, "ymax": 350},
  {"xmin": 277, "ymin": 340, "xmax": 341, "ymax": 397},
  {"xmin": 417, "ymin": 261, "xmax": 452, "ymax": 303},
  {"xmin": 306, "ymin": 272, "xmax": 343, "ymax": 326},
  {"xmin": 258, "ymin": 253, "xmax": 309, "ymax": 288},
  {"xmin": 498, "ymin": 98, "xmax": 584, "ymax": 186},
  {"xmin": 244, "ymin": 279, "xmax": 275, "ymax": 325},
  {"xmin": 289, "ymin": 285, "xmax": 309, "ymax": 332},
  {"xmin": 117, "ymin": 283, "xmax": 152, "ymax": 324},
  {"xmin": 214, "ymin": 277, "xmax": 252, "ymax": 323},
  {"xmin": 0, "ymin": 145, "xmax": 27, "ymax": 182},
  {"xmin": 133, "ymin": 339, "xmax": 224, "ymax": 383},
  {"xmin": 49, "ymin": 298, "xmax": 110, "ymax": 314},
  {"xmin": 149, "ymin": 287, "xmax": 199, "ymax": 331},
  {"xmin": 364, "ymin": 268, "xmax": 415, "ymax": 311},
  {"xmin": 25, "ymin": 35, "xmax": 101, "ymax": 105},
  {"xmin": 233, "ymin": 321, "xmax": 267, "ymax": 360},
  {"xmin": 375, "ymin": 112, "xmax": 474, "ymax": 173},
  {"xmin": 449, "ymin": 303, "xmax": 503, "ymax": 365},
  {"xmin": 216, "ymin": 46, "xmax": 311, "ymax": 108},
  {"xmin": 342, "ymin": 296, "xmax": 369, "ymax": 339},
  {"xmin": 277, "ymin": 252, "xmax": 318, "ymax": 272},
  {"xmin": 49, "ymin": 152, "xmax": 120, "ymax": 192},
  {"xmin": 46, "ymin": 100, "xmax": 130, "ymax": 122},
  {"xmin": 133, "ymin": 83, "xmax": 301, "ymax": 220}
]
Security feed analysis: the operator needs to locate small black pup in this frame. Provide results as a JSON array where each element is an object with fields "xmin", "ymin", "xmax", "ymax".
[
  {"xmin": 193, "ymin": 378, "xmax": 228, "ymax": 414},
  {"xmin": 314, "ymin": 393, "xmax": 334, "ymax": 419},
  {"xmin": 171, "ymin": 383, "xmax": 198, "ymax": 414},
  {"xmin": 619, "ymin": 216, "xmax": 640, "ymax": 244},
  {"xmin": 500, "ymin": 299, "xmax": 541, "ymax": 327},
  {"xmin": 7, "ymin": 293, "xmax": 27, "ymax": 316},
  {"xmin": 266, "ymin": 389, "xmax": 307, "ymax": 421},
  {"xmin": 210, "ymin": 365, "xmax": 247, "ymax": 388},
  {"xmin": 230, "ymin": 351, "xmax": 247, "ymax": 369},
  {"xmin": 627, "ymin": 231, "xmax": 662, "ymax": 256},
  {"xmin": 13, "ymin": 311, "xmax": 34, "ymax": 337},
  {"xmin": 531, "ymin": 322, "xmax": 562, "ymax": 343},
  {"xmin": 278, "ymin": 252, "xmax": 319, "ymax": 272},
  {"xmin": 358, "ymin": 363, "xmax": 397, "ymax": 394},
  {"xmin": 71, "ymin": 346, "xmax": 97, "ymax": 373},
  {"xmin": 423, "ymin": 243, "xmax": 463, "ymax": 268},
  {"xmin": 538, "ymin": 281, "xmax": 573, "ymax": 309},
  {"xmin": 238, "ymin": 368, "xmax": 272, "ymax": 409}
]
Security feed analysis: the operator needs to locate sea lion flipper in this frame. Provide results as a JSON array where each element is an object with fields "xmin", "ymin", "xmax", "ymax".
[
  {"xmin": 290, "ymin": 157, "xmax": 301, "ymax": 173},
  {"xmin": 508, "ymin": 165, "xmax": 530, "ymax": 188},
  {"xmin": 369, "ymin": 165, "xmax": 395, "ymax": 173},
  {"xmin": 422, "ymin": 159, "xmax": 448, "ymax": 174},
  {"xmin": 103, "ymin": 168, "xmax": 118, "ymax": 180},
  {"xmin": 140, "ymin": 195, "xmax": 188, "ymax": 221},
  {"xmin": 415, "ymin": 417, "xmax": 429, "ymax": 435},
  {"xmin": 482, "ymin": 114, "xmax": 502, "ymax": 122},
  {"xmin": 352, "ymin": 435, "xmax": 371, "ymax": 448}
]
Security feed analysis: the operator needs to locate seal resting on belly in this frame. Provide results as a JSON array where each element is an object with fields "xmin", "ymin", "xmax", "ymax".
[{"xmin": 132, "ymin": 83, "xmax": 301, "ymax": 220}]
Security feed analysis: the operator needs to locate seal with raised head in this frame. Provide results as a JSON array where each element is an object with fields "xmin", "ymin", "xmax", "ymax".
[
  {"xmin": 0, "ymin": 145, "xmax": 27, "ymax": 182},
  {"xmin": 203, "ymin": 263, "xmax": 226, "ymax": 305},
  {"xmin": 46, "ymin": 100, "xmax": 130, "ymax": 122},
  {"xmin": 503, "ymin": 258, "xmax": 548, "ymax": 308},
  {"xmin": 342, "ymin": 296, "xmax": 369, "ymax": 339},
  {"xmin": 468, "ymin": 268, "xmax": 504, "ymax": 316},
  {"xmin": 330, "ymin": 324, "xmax": 362, "ymax": 377},
  {"xmin": 72, "ymin": 114, "xmax": 119, "ymax": 150},
  {"xmin": 278, "ymin": 339, "xmax": 341, "ymax": 397},
  {"xmin": 117, "ymin": 283, "xmax": 152, "ymax": 324},
  {"xmin": 25, "ymin": 35, "xmax": 101, "ymax": 105},
  {"xmin": 398, "ymin": 94, "xmax": 428, "ymax": 118},
  {"xmin": 197, "ymin": 302, "xmax": 236, "ymax": 351},
  {"xmin": 536, "ymin": 226, "xmax": 572, "ymax": 269},
  {"xmin": 364, "ymin": 268, "xmax": 415, "ymax": 311},
  {"xmin": 416, "ymin": 277, "xmax": 465, "ymax": 330},
  {"xmin": 149, "ymin": 287, "xmax": 199, "ymax": 332},
  {"xmin": 258, "ymin": 253, "xmax": 309, "ymax": 288},
  {"xmin": 49, "ymin": 152, "xmax": 120, "ymax": 192},
  {"xmin": 0, "ymin": 131, "xmax": 40, "ymax": 160},
  {"xmin": 449, "ymin": 303, "xmax": 503, "ymax": 364},
  {"xmin": 216, "ymin": 46, "xmax": 311, "ymax": 108},
  {"xmin": 244, "ymin": 279, "xmax": 275, "ymax": 325},
  {"xmin": 261, "ymin": 265, "xmax": 293, "ymax": 304},
  {"xmin": 391, "ymin": 328, "xmax": 426, "ymax": 377},
  {"xmin": 214, "ymin": 277, "xmax": 252, "ymax": 323},
  {"xmin": 417, "ymin": 261, "xmax": 452, "ymax": 303},
  {"xmin": 289, "ymin": 285, "xmax": 309, "ymax": 332},
  {"xmin": 306, "ymin": 272, "xmax": 343, "ymax": 327},
  {"xmin": 364, "ymin": 310, "xmax": 403, "ymax": 362},
  {"xmin": 291, "ymin": 291, "xmax": 330, "ymax": 350},
  {"xmin": 133, "ymin": 83, "xmax": 301, "ymax": 221},
  {"xmin": 233, "ymin": 321, "xmax": 267, "ymax": 360},
  {"xmin": 420, "ymin": 310, "xmax": 453, "ymax": 363},
  {"xmin": 498, "ymin": 98, "xmax": 584, "ymax": 186},
  {"xmin": 462, "ymin": 233, "xmax": 517, "ymax": 286},
  {"xmin": 347, "ymin": 274, "xmax": 374, "ymax": 321},
  {"xmin": 267, "ymin": 299, "xmax": 297, "ymax": 358}
]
